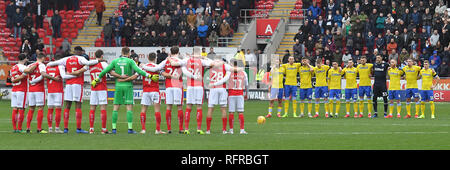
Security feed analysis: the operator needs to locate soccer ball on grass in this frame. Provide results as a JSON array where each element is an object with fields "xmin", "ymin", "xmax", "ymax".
[{"xmin": 257, "ymin": 116, "xmax": 266, "ymax": 124}]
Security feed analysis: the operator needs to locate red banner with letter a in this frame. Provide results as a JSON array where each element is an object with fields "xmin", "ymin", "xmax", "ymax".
[{"xmin": 256, "ymin": 19, "xmax": 280, "ymax": 39}]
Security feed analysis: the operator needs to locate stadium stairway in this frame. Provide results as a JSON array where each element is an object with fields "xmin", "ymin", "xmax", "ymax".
[
  {"xmin": 71, "ymin": 0, "xmax": 122, "ymax": 48},
  {"xmin": 273, "ymin": 0, "xmax": 302, "ymax": 56},
  {"xmin": 227, "ymin": 32, "xmax": 244, "ymax": 47},
  {"xmin": 269, "ymin": 0, "xmax": 296, "ymax": 19}
]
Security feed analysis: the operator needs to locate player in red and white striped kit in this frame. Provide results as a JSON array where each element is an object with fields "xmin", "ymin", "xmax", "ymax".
[
  {"xmin": 170, "ymin": 47, "xmax": 214, "ymax": 135},
  {"xmin": 227, "ymin": 59, "xmax": 249, "ymax": 134},
  {"xmin": 25, "ymin": 53, "xmax": 60, "ymax": 133},
  {"xmin": 10, "ymin": 54, "xmax": 29, "ymax": 133},
  {"xmin": 46, "ymin": 54, "xmax": 77, "ymax": 133},
  {"xmin": 46, "ymin": 46, "xmax": 100, "ymax": 134},
  {"xmin": 143, "ymin": 47, "xmax": 185, "ymax": 134},
  {"xmin": 206, "ymin": 56, "xmax": 239, "ymax": 134}
]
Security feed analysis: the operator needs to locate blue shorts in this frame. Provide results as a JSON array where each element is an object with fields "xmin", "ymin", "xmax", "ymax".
[
  {"xmin": 284, "ymin": 85, "xmax": 297, "ymax": 99},
  {"xmin": 420, "ymin": 90, "xmax": 434, "ymax": 101},
  {"xmin": 270, "ymin": 88, "xmax": 284, "ymax": 100},
  {"xmin": 405, "ymin": 88, "xmax": 420, "ymax": 99},
  {"xmin": 299, "ymin": 88, "xmax": 313, "ymax": 100},
  {"xmin": 359, "ymin": 86, "xmax": 372, "ymax": 98},
  {"xmin": 315, "ymin": 86, "xmax": 329, "ymax": 98},
  {"xmin": 329, "ymin": 89, "xmax": 342, "ymax": 100},
  {"xmin": 388, "ymin": 90, "xmax": 401, "ymax": 100},
  {"xmin": 345, "ymin": 88, "xmax": 358, "ymax": 100}
]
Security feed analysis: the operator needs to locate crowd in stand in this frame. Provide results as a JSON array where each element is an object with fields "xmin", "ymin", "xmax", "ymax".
[
  {"xmin": 287, "ymin": 0, "xmax": 450, "ymax": 77},
  {"xmin": 3, "ymin": 0, "xmax": 81, "ymax": 61},
  {"xmin": 101, "ymin": 0, "xmax": 255, "ymax": 47}
]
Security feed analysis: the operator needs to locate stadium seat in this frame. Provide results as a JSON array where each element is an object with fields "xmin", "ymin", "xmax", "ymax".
[
  {"xmin": 16, "ymin": 38, "xmax": 21, "ymax": 47},
  {"xmin": 46, "ymin": 28, "xmax": 52, "ymax": 36},
  {"xmin": 47, "ymin": 10, "xmax": 53, "ymax": 17},
  {"xmin": 43, "ymin": 37, "xmax": 50, "ymax": 45},
  {"xmin": 0, "ymin": 37, "xmax": 6, "ymax": 47},
  {"xmin": 69, "ymin": 32, "xmax": 77, "ymax": 39},
  {"xmin": 62, "ymin": 31, "xmax": 69, "ymax": 38}
]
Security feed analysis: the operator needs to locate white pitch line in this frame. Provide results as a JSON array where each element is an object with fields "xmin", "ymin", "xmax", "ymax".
[{"xmin": 274, "ymin": 131, "xmax": 449, "ymax": 135}]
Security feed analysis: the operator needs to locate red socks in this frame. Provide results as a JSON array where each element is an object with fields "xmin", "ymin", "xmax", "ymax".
[
  {"xmin": 26, "ymin": 109, "xmax": 34, "ymax": 129},
  {"xmin": 63, "ymin": 108, "xmax": 70, "ymax": 129},
  {"xmin": 178, "ymin": 110, "xmax": 183, "ymax": 131},
  {"xmin": 47, "ymin": 108, "xmax": 54, "ymax": 129},
  {"xmin": 140, "ymin": 112, "xmax": 146, "ymax": 130},
  {"xmin": 184, "ymin": 108, "xmax": 191, "ymax": 130},
  {"xmin": 89, "ymin": 110, "xmax": 95, "ymax": 129},
  {"xmin": 12, "ymin": 109, "xmax": 17, "ymax": 130},
  {"xmin": 166, "ymin": 109, "xmax": 172, "ymax": 131},
  {"xmin": 206, "ymin": 117, "xmax": 212, "ymax": 131},
  {"xmin": 75, "ymin": 108, "xmax": 82, "ymax": 129},
  {"xmin": 197, "ymin": 109, "xmax": 202, "ymax": 130},
  {"xmin": 18, "ymin": 109, "xmax": 24, "ymax": 130},
  {"xmin": 155, "ymin": 112, "xmax": 161, "ymax": 131},
  {"xmin": 222, "ymin": 117, "xmax": 227, "ymax": 131},
  {"xmin": 55, "ymin": 108, "xmax": 61, "ymax": 128},
  {"xmin": 101, "ymin": 110, "xmax": 107, "ymax": 129},
  {"xmin": 37, "ymin": 109, "xmax": 43, "ymax": 130},
  {"xmin": 229, "ymin": 113, "xmax": 234, "ymax": 130},
  {"xmin": 239, "ymin": 113, "xmax": 244, "ymax": 130}
]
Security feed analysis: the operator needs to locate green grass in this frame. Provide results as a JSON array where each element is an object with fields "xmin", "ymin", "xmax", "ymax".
[{"xmin": 0, "ymin": 100, "xmax": 450, "ymax": 150}]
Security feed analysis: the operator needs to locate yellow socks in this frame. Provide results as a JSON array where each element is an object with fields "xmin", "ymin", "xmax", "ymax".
[
  {"xmin": 268, "ymin": 106, "xmax": 273, "ymax": 115},
  {"xmin": 292, "ymin": 100, "xmax": 297, "ymax": 115},
  {"xmin": 315, "ymin": 102, "xmax": 320, "ymax": 114},
  {"xmin": 346, "ymin": 101, "xmax": 350, "ymax": 114},
  {"xmin": 353, "ymin": 101, "xmax": 359, "ymax": 114},
  {"xmin": 324, "ymin": 102, "xmax": 329, "ymax": 114},
  {"xmin": 368, "ymin": 102, "xmax": 373, "ymax": 114},
  {"xmin": 397, "ymin": 103, "xmax": 401, "ymax": 115},
  {"xmin": 277, "ymin": 106, "xmax": 282, "ymax": 114},
  {"xmin": 359, "ymin": 100, "xmax": 364, "ymax": 114},
  {"xmin": 389, "ymin": 103, "xmax": 394, "ymax": 115},
  {"xmin": 336, "ymin": 100, "xmax": 341, "ymax": 115},
  {"xmin": 329, "ymin": 100, "xmax": 334, "ymax": 114},
  {"xmin": 421, "ymin": 102, "xmax": 425, "ymax": 116},
  {"xmin": 415, "ymin": 102, "xmax": 420, "ymax": 116},
  {"xmin": 406, "ymin": 103, "xmax": 411, "ymax": 116},
  {"xmin": 430, "ymin": 101, "xmax": 435, "ymax": 116},
  {"xmin": 308, "ymin": 102, "xmax": 312, "ymax": 114},
  {"xmin": 284, "ymin": 100, "xmax": 289, "ymax": 114}
]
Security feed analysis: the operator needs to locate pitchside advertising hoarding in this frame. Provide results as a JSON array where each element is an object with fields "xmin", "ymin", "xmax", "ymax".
[
  {"xmin": 256, "ymin": 19, "xmax": 280, "ymax": 39},
  {"xmin": 1, "ymin": 78, "xmax": 450, "ymax": 101}
]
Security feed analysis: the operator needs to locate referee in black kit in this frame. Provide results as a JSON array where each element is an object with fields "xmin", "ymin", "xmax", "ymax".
[{"xmin": 372, "ymin": 55, "xmax": 389, "ymax": 118}]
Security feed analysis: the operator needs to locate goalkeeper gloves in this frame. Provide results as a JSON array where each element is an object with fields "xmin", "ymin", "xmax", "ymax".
[
  {"xmin": 150, "ymin": 74, "xmax": 159, "ymax": 82},
  {"xmin": 91, "ymin": 78, "xmax": 99, "ymax": 87}
]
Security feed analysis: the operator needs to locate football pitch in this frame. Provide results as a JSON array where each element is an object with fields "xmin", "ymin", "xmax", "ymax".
[{"xmin": 0, "ymin": 100, "xmax": 449, "ymax": 150}]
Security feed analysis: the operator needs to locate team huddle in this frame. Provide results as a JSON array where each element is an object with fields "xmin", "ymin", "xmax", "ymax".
[
  {"xmin": 266, "ymin": 55, "xmax": 440, "ymax": 119},
  {"xmin": 9, "ymin": 46, "xmax": 249, "ymax": 135}
]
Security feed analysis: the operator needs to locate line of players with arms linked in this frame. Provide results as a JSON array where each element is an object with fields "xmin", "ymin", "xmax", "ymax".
[
  {"xmin": 9, "ymin": 46, "xmax": 249, "ymax": 135},
  {"xmin": 266, "ymin": 55, "xmax": 440, "ymax": 119}
]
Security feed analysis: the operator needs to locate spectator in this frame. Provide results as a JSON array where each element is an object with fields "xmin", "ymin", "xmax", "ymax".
[
  {"xmin": 282, "ymin": 50, "xmax": 291, "ymax": 64},
  {"xmin": 13, "ymin": 8, "xmax": 24, "ymax": 38},
  {"xmin": 307, "ymin": 1, "xmax": 321, "ymax": 20},
  {"xmin": 29, "ymin": 28, "xmax": 39, "ymax": 52},
  {"xmin": 420, "ymin": 48, "xmax": 430, "ymax": 64},
  {"xmin": 389, "ymin": 49, "xmax": 399, "ymax": 62},
  {"xmin": 62, "ymin": 38, "xmax": 71, "ymax": 53},
  {"xmin": 122, "ymin": 19, "xmax": 134, "ymax": 46},
  {"xmin": 375, "ymin": 12, "xmax": 386, "ymax": 35},
  {"xmin": 399, "ymin": 48, "xmax": 410, "ymax": 63},
  {"xmin": 103, "ymin": 18, "xmax": 113, "ymax": 47},
  {"xmin": 439, "ymin": 61, "xmax": 449, "ymax": 77},
  {"xmin": 219, "ymin": 20, "xmax": 232, "ymax": 37},
  {"xmin": 198, "ymin": 21, "xmax": 209, "ymax": 46},
  {"xmin": 208, "ymin": 31, "xmax": 218, "ymax": 47},
  {"xmin": 342, "ymin": 50, "xmax": 352, "ymax": 66},
  {"xmin": 21, "ymin": 39, "xmax": 32, "ymax": 55},
  {"xmin": 207, "ymin": 47, "xmax": 216, "ymax": 60},
  {"xmin": 386, "ymin": 38, "xmax": 398, "ymax": 54},
  {"xmin": 430, "ymin": 30, "xmax": 440, "ymax": 46},
  {"xmin": 179, "ymin": 30, "xmax": 189, "ymax": 47},
  {"xmin": 95, "ymin": 0, "xmax": 106, "ymax": 26},
  {"xmin": 246, "ymin": 49, "xmax": 257, "ymax": 66},
  {"xmin": 6, "ymin": 0, "xmax": 16, "ymax": 29},
  {"xmin": 51, "ymin": 10, "xmax": 62, "ymax": 38},
  {"xmin": 158, "ymin": 10, "xmax": 171, "ymax": 26},
  {"xmin": 333, "ymin": 49, "xmax": 342, "ymax": 64},
  {"xmin": 157, "ymin": 48, "xmax": 168, "ymax": 64},
  {"xmin": 35, "ymin": 0, "xmax": 46, "ymax": 28},
  {"xmin": 113, "ymin": 21, "xmax": 122, "ymax": 47},
  {"xmin": 435, "ymin": 0, "xmax": 446, "ymax": 15},
  {"xmin": 429, "ymin": 51, "xmax": 442, "ymax": 68}
]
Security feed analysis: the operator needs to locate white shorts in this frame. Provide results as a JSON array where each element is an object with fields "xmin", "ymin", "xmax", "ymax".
[
  {"xmin": 165, "ymin": 87, "xmax": 183, "ymax": 105},
  {"xmin": 90, "ymin": 90, "xmax": 108, "ymax": 105},
  {"xmin": 64, "ymin": 84, "xmax": 83, "ymax": 102},
  {"xmin": 186, "ymin": 86, "xmax": 204, "ymax": 105},
  {"xmin": 208, "ymin": 88, "xmax": 228, "ymax": 107},
  {"xmin": 141, "ymin": 92, "xmax": 161, "ymax": 106},
  {"xmin": 47, "ymin": 93, "xmax": 63, "ymax": 107},
  {"xmin": 11, "ymin": 91, "xmax": 27, "ymax": 108},
  {"xmin": 229, "ymin": 96, "xmax": 244, "ymax": 112},
  {"xmin": 28, "ymin": 92, "xmax": 45, "ymax": 106}
]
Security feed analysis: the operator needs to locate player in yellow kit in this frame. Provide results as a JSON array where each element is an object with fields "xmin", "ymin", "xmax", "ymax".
[
  {"xmin": 281, "ymin": 56, "xmax": 301, "ymax": 117},
  {"xmin": 356, "ymin": 56, "xmax": 374, "ymax": 118},
  {"xmin": 266, "ymin": 59, "xmax": 285, "ymax": 118},
  {"xmin": 418, "ymin": 60, "xmax": 440, "ymax": 119},
  {"xmin": 298, "ymin": 58, "xmax": 314, "ymax": 118},
  {"xmin": 313, "ymin": 60, "xmax": 330, "ymax": 118},
  {"xmin": 342, "ymin": 60, "xmax": 359, "ymax": 118},
  {"xmin": 328, "ymin": 61, "xmax": 343, "ymax": 117},
  {"xmin": 387, "ymin": 59, "xmax": 404, "ymax": 118},
  {"xmin": 402, "ymin": 58, "xmax": 422, "ymax": 118}
]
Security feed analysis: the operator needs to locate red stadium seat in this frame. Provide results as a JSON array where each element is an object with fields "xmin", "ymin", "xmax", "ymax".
[
  {"xmin": 16, "ymin": 38, "xmax": 21, "ymax": 47},
  {"xmin": 69, "ymin": 32, "xmax": 77, "ymax": 39},
  {"xmin": 45, "ymin": 47, "xmax": 51, "ymax": 54},
  {"xmin": 76, "ymin": 22, "xmax": 84, "ymax": 29},
  {"xmin": 62, "ymin": 31, "xmax": 69, "ymax": 38},
  {"xmin": 47, "ymin": 10, "xmax": 53, "ymax": 17},
  {"xmin": 43, "ymin": 37, "xmax": 50, "ymax": 45}
]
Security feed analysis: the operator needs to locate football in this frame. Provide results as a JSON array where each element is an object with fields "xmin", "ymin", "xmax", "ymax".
[{"xmin": 257, "ymin": 116, "xmax": 266, "ymax": 125}]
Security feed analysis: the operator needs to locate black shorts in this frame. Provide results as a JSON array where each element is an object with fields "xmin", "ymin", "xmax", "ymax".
[{"xmin": 373, "ymin": 85, "xmax": 388, "ymax": 97}]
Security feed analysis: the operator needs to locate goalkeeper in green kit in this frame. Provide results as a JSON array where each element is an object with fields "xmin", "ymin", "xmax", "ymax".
[{"xmin": 91, "ymin": 47, "xmax": 158, "ymax": 134}]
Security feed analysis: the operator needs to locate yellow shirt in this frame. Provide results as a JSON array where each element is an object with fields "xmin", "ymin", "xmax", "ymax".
[
  {"xmin": 270, "ymin": 67, "xmax": 284, "ymax": 88},
  {"xmin": 388, "ymin": 67, "xmax": 404, "ymax": 90},
  {"xmin": 402, "ymin": 65, "xmax": 421, "ymax": 89},
  {"xmin": 282, "ymin": 63, "xmax": 301, "ymax": 86},
  {"xmin": 343, "ymin": 67, "xmax": 358, "ymax": 89},
  {"xmin": 420, "ymin": 68, "xmax": 436, "ymax": 90},
  {"xmin": 328, "ymin": 68, "xmax": 343, "ymax": 89},
  {"xmin": 299, "ymin": 65, "xmax": 313, "ymax": 89},
  {"xmin": 314, "ymin": 65, "xmax": 330, "ymax": 87},
  {"xmin": 357, "ymin": 63, "xmax": 373, "ymax": 86},
  {"xmin": 201, "ymin": 52, "xmax": 207, "ymax": 57}
]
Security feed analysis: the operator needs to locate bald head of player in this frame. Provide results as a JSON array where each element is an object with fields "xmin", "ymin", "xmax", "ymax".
[{"xmin": 390, "ymin": 59, "xmax": 397, "ymax": 68}]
